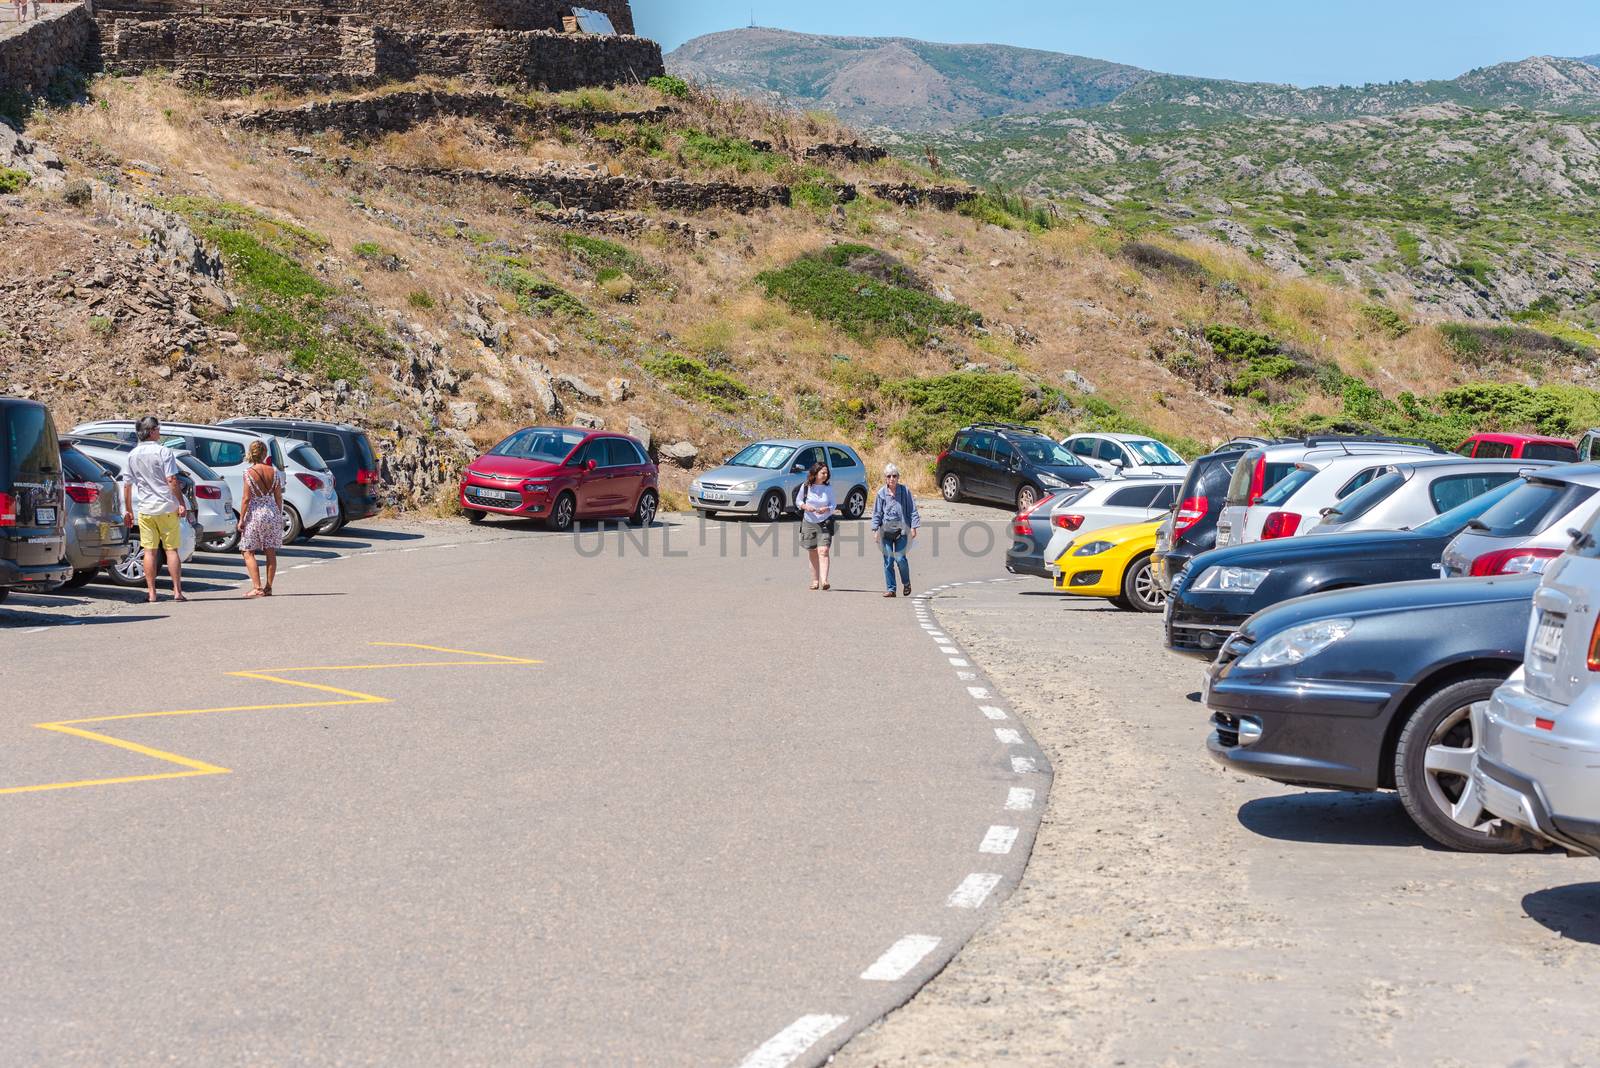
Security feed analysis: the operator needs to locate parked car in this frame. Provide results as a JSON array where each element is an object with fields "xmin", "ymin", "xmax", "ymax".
[
  {"xmin": 1459, "ymin": 432, "xmax": 1578, "ymax": 462},
  {"xmin": 460, "ymin": 427, "xmax": 658, "ymax": 531},
  {"xmin": 1041, "ymin": 477, "xmax": 1181, "ymax": 576},
  {"xmin": 275, "ymin": 437, "xmax": 341, "ymax": 542},
  {"xmin": 689, "ymin": 440, "xmax": 869, "ymax": 522},
  {"xmin": 1005, "ymin": 489, "xmax": 1075, "ymax": 578},
  {"xmin": 1307, "ymin": 457, "xmax": 1554, "ymax": 536},
  {"xmin": 1217, "ymin": 438, "xmax": 1445, "ymax": 548},
  {"xmin": 0, "ymin": 397, "xmax": 71, "ymax": 602},
  {"xmin": 68, "ymin": 436, "xmax": 238, "ymax": 552},
  {"xmin": 1440, "ymin": 465, "xmax": 1600, "ymax": 577},
  {"xmin": 221, "ymin": 417, "xmax": 381, "ymax": 531},
  {"xmin": 1204, "ymin": 575, "xmax": 1539, "ymax": 852},
  {"xmin": 937, "ymin": 423, "xmax": 1100, "ymax": 512},
  {"xmin": 1475, "ymin": 513, "xmax": 1600, "ymax": 858},
  {"xmin": 1579, "ymin": 428, "xmax": 1600, "ymax": 462},
  {"xmin": 1151, "ymin": 446, "xmax": 1250, "ymax": 593},
  {"xmin": 49, "ymin": 442, "xmax": 130, "ymax": 590},
  {"xmin": 1060, "ymin": 433, "xmax": 1188, "ymax": 478},
  {"xmin": 72, "ymin": 418, "xmax": 286, "ymax": 519},
  {"xmin": 1166, "ymin": 477, "xmax": 1532, "ymax": 659},
  {"xmin": 1052, "ymin": 518, "xmax": 1166, "ymax": 612}
]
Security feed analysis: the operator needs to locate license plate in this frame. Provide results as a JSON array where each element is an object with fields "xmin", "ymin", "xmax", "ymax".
[
  {"xmin": 702, "ymin": 496, "xmax": 729, "ymax": 504},
  {"xmin": 476, "ymin": 488, "xmax": 516, "ymax": 501},
  {"xmin": 1533, "ymin": 612, "xmax": 1566, "ymax": 659},
  {"xmin": 36, "ymin": 507, "xmax": 57, "ymax": 525}
]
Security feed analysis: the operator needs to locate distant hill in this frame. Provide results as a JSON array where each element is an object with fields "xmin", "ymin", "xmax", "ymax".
[
  {"xmin": 1579, "ymin": 54, "xmax": 1600, "ymax": 67},
  {"xmin": 666, "ymin": 28, "xmax": 1152, "ymax": 131}
]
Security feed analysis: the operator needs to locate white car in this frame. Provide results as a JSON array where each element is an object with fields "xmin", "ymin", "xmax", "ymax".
[
  {"xmin": 1043, "ymin": 477, "xmax": 1181, "ymax": 574},
  {"xmin": 1307, "ymin": 458, "xmax": 1558, "ymax": 537},
  {"xmin": 71, "ymin": 437, "xmax": 239, "ymax": 552},
  {"xmin": 1061, "ymin": 433, "xmax": 1188, "ymax": 479},
  {"xmin": 1441, "ymin": 465, "xmax": 1600, "ymax": 577},
  {"xmin": 274, "ymin": 436, "xmax": 341, "ymax": 542},
  {"xmin": 1216, "ymin": 439, "xmax": 1445, "ymax": 547}
]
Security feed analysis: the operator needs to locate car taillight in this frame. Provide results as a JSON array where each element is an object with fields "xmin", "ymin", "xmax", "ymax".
[
  {"xmin": 64, "ymin": 482, "xmax": 100, "ymax": 505},
  {"xmin": 1248, "ymin": 455, "xmax": 1268, "ymax": 505},
  {"xmin": 1173, "ymin": 496, "xmax": 1208, "ymax": 536},
  {"xmin": 357, "ymin": 468, "xmax": 379, "ymax": 486},
  {"xmin": 194, "ymin": 484, "xmax": 223, "ymax": 500},
  {"xmin": 295, "ymin": 473, "xmax": 325, "ymax": 491},
  {"xmin": 1468, "ymin": 547, "xmax": 1562, "ymax": 577},
  {"xmin": 937, "ymin": 450, "xmax": 949, "ymax": 465},
  {"xmin": 1261, "ymin": 511, "xmax": 1301, "ymax": 540},
  {"xmin": 1012, "ymin": 494, "xmax": 1054, "ymax": 536},
  {"xmin": 1053, "ymin": 514, "xmax": 1085, "ymax": 531},
  {"xmin": 0, "ymin": 491, "xmax": 16, "ymax": 526}
]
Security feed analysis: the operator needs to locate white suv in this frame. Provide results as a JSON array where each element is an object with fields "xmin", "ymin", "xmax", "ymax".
[
  {"xmin": 1061, "ymin": 434, "xmax": 1188, "ymax": 479},
  {"xmin": 1043, "ymin": 477, "xmax": 1181, "ymax": 573},
  {"xmin": 1216, "ymin": 439, "xmax": 1445, "ymax": 547}
]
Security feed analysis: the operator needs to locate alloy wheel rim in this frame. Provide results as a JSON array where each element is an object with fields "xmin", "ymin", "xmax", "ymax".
[
  {"xmin": 114, "ymin": 550, "xmax": 143, "ymax": 583},
  {"xmin": 1135, "ymin": 563, "xmax": 1165, "ymax": 609},
  {"xmin": 556, "ymin": 498, "xmax": 574, "ymax": 527},
  {"xmin": 849, "ymin": 490, "xmax": 866, "ymax": 516},
  {"xmin": 642, "ymin": 495, "xmax": 657, "ymax": 524},
  {"xmin": 763, "ymin": 496, "xmax": 780, "ymax": 521},
  {"xmin": 942, "ymin": 476, "xmax": 958, "ymax": 500},
  {"xmin": 1018, "ymin": 487, "xmax": 1037, "ymax": 511},
  {"xmin": 1423, "ymin": 701, "xmax": 1493, "ymax": 831}
]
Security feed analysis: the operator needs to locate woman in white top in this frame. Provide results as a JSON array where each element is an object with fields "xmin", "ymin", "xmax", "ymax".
[{"xmin": 798, "ymin": 462, "xmax": 837, "ymax": 591}]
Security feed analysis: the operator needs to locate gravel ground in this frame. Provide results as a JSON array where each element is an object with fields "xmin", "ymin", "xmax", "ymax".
[{"xmin": 834, "ymin": 583, "xmax": 1600, "ymax": 1067}]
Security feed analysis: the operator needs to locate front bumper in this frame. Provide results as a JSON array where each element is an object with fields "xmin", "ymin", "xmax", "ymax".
[
  {"xmin": 461, "ymin": 481, "xmax": 551, "ymax": 517},
  {"xmin": 690, "ymin": 489, "xmax": 762, "ymax": 513},
  {"xmin": 1475, "ymin": 678, "xmax": 1600, "ymax": 856},
  {"xmin": 1165, "ymin": 594, "xmax": 1249, "ymax": 659},
  {"xmin": 1053, "ymin": 558, "xmax": 1119, "ymax": 597}
]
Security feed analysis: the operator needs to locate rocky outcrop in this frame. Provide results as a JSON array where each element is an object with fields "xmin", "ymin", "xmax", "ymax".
[
  {"xmin": 805, "ymin": 141, "xmax": 888, "ymax": 164},
  {"xmin": 869, "ymin": 183, "xmax": 978, "ymax": 211}
]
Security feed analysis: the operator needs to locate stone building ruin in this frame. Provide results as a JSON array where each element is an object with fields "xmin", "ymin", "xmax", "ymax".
[{"xmin": 91, "ymin": 0, "xmax": 663, "ymax": 89}]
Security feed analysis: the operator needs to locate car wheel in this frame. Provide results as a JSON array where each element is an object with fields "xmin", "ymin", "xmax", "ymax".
[
  {"xmin": 758, "ymin": 491, "xmax": 785, "ymax": 523},
  {"xmin": 1120, "ymin": 553, "xmax": 1166, "ymax": 613},
  {"xmin": 696, "ymin": 508, "xmax": 716, "ymax": 519},
  {"xmin": 282, "ymin": 504, "xmax": 304, "ymax": 544},
  {"xmin": 109, "ymin": 546, "xmax": 146, "ymax": 587},
  {"xmin": 1015, "ymin": 483, "xmax": 1041, "ymax": 513},
  {"xmin": 1394, "ymin": 675, "xmax": 1532, "ymax": 853},
  {"xmin": 629, "ymin": 490, "xmax": 659, "ymax": 527},
  {"xmin": 64, "ymin": 569, "xmax": 98, "ymax": 590},
  {"xmin": 0, "ymin": 587, "xmax": 8, "ymax": 604},
  {"xmin": 465, "ymin": 508, "xmax": 486, "ymax": 525},
  {"xmin": 941, "ymin": 473, "xmax": 962, "ymax": 502},
  {"xmin": 547, "ymin": 492, "xmax": 577, "ymax": 533},
  {"xmin": 843, "ymin": 486, "xmax": 868, "ymax": 520}
]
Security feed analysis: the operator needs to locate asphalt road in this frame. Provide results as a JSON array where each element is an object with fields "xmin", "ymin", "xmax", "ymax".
[{"xmin": 0, "ymin": 506, "xmax": 1046, "ymax": 1066}]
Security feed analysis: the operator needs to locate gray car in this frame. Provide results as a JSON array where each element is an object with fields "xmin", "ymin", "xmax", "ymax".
[
  {"xmin": 690, "ymin": 440, "xmax": 869, "ymax": 522},
  {"xmin": 50, "ymin": 441, "xmax": 131, "ymax": 589},
  {"xmin": 1440, "ymin": 464, "xmax": 1600, "ymax": 577},
  {"xmin": 1475, "ymin": 508, "xmax": 1600, "ymax": 859},
  {"xmin": 1308, "ymin": 457, "xmax": 1557, "ymax": 536}
]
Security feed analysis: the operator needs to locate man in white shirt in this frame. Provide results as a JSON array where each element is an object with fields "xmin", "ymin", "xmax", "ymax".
[{"xmin": 121, "ymin": 415, "xmax": 190, "ymax": 603}]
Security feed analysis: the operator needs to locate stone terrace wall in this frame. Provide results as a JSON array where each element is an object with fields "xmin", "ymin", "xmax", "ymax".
[
  {"xmin": 232, "ymin": 89, "xmax": 674, "ymax": 138},
  {"xmin": 0, "ymin": 3, "xmax": 98, "ymax": 97},
  {"xmin": 93, "ymin": 0, "xmax": 635, "ymax": 34},
  {"xmin": 375, "ymin": 28, "xmax": 662, "ymax": 90}
]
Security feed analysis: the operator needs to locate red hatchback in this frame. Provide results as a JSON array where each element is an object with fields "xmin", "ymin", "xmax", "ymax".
[
  {"xmin": 460, "ymin": 427, "xmax": 659, "ymax": 530},
  {"xmin": 1459, "ymin": 432, "xmax": 1578, "ymax": 462}
]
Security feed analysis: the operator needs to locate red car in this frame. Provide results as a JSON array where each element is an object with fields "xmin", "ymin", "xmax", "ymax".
[
  {"xmin": 1458, "ymin": 432, "xmax": 1578, "ymax": 462},
  {"xmin": 460, "ymin": 427, "xmax": 659, "ymax": 530}
]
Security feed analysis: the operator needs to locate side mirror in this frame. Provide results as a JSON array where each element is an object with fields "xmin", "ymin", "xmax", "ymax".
[
  {"xmin": 1110, "ymin": 458, "xmax": 1126, "ymax": 469},
  {"xmin": 792, "ymin": 463, "xmax": 807, "ymax": 473},
  {"xmin": 584, "ymin": 459, "xmax": 597, "ymax": 473}
]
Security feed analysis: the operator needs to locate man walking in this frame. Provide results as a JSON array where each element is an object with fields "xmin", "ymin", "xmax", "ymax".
[
  {"xmin": 872, "ymin": 464, "xmax": 921, "ymax": 598},
  {"xmin": 121, "ymin": 416, "xmax": 189, "ymax": 603}
]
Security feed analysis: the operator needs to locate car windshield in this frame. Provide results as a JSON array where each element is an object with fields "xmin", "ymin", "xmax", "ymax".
[
  {"xmin": 1014, "ymin": 437, "xmax": 1080, "ymax": 466},
  {"xmin": 727, "ymin": 443, "xmax": 797, "ymax": 470},
  {"xmin": 1256, "ymin": 466, "xmax": 1317, "ymax": 507},
  {"xmin": 1127, "ymin": 439, "xmax": 1183, "ymax": 465},
  {"xmin": 177, "ymin": 455, "xmax": 224, "ymax": 482},
  {"xmin": 491, "ymin": 429, "xmax": 586, "ymax": 464},
  {"xmin": 1412, "ymin": 478, "xmax": 1523, "ymax": 536},
  {"xmin": 1320, "ymin": 471, "xmax": 1406, "ymax": 526}
]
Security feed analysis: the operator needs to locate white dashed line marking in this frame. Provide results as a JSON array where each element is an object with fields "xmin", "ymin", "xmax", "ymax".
[
  {"xmin": 949, "ymin": 657, "xmax": 969, "ymax": 667},
  {"xmin": 979, "ymin": 826, "xmax": 1019, "ymax": 854},
  {"xmin": 967, "ymin": 687, "xmax": 991, "ymax": 699},
  {"xmin": 860, "ymin": 934, "xmax": 942, "ymax": 982},
  {"xmin": 957, "ymin": 671, "xmax": 976, "ymax": 681},
  {"xmin": 947, "ymin": 873, "xmax": 1002, "ymax": 909},
  {"xmin": 1005, "ymin": 787, "xmax": 1036, "ymax": 811},
  {"xmin": 994, "ymin": 728, "xmax": 1023, "ymax": 745},
  {"xmin": 737, "ymin": 1014, "xmax": 849, "ymax": 1068},
  {"xmin": 1011, "ymin": 756, "xmax": 1038, "ymax": 774},
  {"xmin": 979, "ymin": 706, "xmax": 1007, "ymax": 720}
]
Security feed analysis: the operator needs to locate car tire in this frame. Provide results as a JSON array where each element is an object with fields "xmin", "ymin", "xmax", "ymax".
[
  {"xmin": 1119, "ymin": 553, "xmax": 1166, "ymax": 613},
  {"xmin": 1394, "ymin": 675, "xmax": 1533, "ymax": 853},
  {"xmin": 843, "ymin": 486, "xmax": 869, "ymax": 520},
  {"xmin": 202, "ymin": 529, "xmax": 241, "ymax": 553},
  {"xmin": 0, "ymin": 587, "xmax": 8, "ymax": 604},
  {"xmin": 465, "ymin": 508, "xmax": 487, "ymax": 525},
  {"xmin": 758, "ymin": 491, "xmax": 785, "ymax": 523},
  {"xmin": 629, "ymin": 490, "xmax": 659, "ymax": 528},
  {"xmin": 941, "ymin": 472, "xmax": 962, "ymax": 502},
  {"xmin": 696, "ymin": 508, "xmax": 716, "ymax": 519},
  {"xmin": 1015, "ymin": 483, "xmax": 1041, "ymax": 513},
  {"xmin": 64, "ymin": 569, "xmax": 98, "ymax": 589},
  {"xmin": 109, "ymin": 546, "xmax": 146, "ymax": 587},
  {"xmin": 547, "ymin": 492, "xmax": 577, "ymax": 533},
  {"xmin": 282, "ymin": 504, "xmax": 304, "ymax": 544}
]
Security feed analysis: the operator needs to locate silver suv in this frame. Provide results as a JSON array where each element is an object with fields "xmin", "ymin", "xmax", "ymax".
[
  {"xmin": 1474, "ymin": 505, "xmax": 1600, "ymax": 859},
  {"xmin": 690, "ymin": 440, "xmax": 869, "ymax": 522}
]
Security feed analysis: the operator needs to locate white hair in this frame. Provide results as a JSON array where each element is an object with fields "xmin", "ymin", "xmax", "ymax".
[{"xmin": 883, "ymin": 464, "xmax": 900, "ymax": 478}]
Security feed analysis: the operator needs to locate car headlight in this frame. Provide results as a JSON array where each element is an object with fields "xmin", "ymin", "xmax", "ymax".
[
  {"xmin": 730, "ymin": 481, "xmax": 757, "ymax": 494},
  {"xmin": 522, "ymin": 479, "xmax": 552, "ymax": 491},
  {"xmin": 1237, "ymin": 618, "xmax": 1354, "ymax": 670},
  {"xmin": 1038, "ymin": 473, "xmax": 1067, "ymax": 488},
  {"xmin": 1073, "ymin": 540, "xmax": 1113, "ymax": 557},
  {"xmin": 1191, "ymin": 566, "xmax": 1271, "ymax": 593}
]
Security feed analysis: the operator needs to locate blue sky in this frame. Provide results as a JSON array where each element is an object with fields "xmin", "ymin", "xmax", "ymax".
[{"xmin": 634, "ymin": 1, "xmax": 1600, "ymax": 86}]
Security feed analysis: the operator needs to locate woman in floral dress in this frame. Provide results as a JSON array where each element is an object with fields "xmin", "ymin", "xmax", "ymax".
[{"xmin": 239, "ymin": 440, "xmax": 285, "ymax": 598}]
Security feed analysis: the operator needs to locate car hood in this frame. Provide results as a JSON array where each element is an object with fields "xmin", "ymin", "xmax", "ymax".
[
  {"xmin": 1242, "ymin": 574, "xmax": 1539, "ymax": 641},
  {"xmin": 1075, "ymin": 518, "xmax": 1163, "ymax": 549},
  {"xmin": 697, "ymin": 464, "xmax": 785, "ymax": 484},
  {"xmin": 468, "ymin": 455, "xmax": 566, "ymax": 480}
]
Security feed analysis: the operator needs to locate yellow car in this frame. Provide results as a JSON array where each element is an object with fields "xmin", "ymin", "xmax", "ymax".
[{"xmin": 1051, "ymin": 518, "xmax": 1167, "ymax": 613}]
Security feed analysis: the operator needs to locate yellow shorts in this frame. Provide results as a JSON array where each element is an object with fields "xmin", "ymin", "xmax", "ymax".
[{"xmin": 137, "ymin": 512, "xmax": 182, "ymax": 551}]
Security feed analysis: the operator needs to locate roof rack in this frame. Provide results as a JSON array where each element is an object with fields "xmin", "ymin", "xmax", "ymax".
[
  {"xmin": 1303, "ymin": 434, "xmax": 1448, "ymax": 454},
  {"xmin": 966, "ymin": 422, "xmax": 1047, "ymax": 435}
]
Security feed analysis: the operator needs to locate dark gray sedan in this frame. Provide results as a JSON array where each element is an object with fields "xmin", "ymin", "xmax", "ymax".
[{"xmin": 1005, "ymin": 488, "xmax": 1081, "ymax": 578}]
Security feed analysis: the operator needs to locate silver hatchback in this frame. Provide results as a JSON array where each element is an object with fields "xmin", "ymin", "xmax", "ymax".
[
  {"xmin": 1475, "ymin": 509, "xmax": 1600, "ymax": 858},
  {"xmin": 690, "ymin": 440, "xmax": 869, "ymax": 522}
]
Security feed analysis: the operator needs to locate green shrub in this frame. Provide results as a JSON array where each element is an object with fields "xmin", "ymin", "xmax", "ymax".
[
  {"xmin": 757, "ymin": 244, "xmax": 981, "ymax": 345},
  {"xmin": 959, "ymin": 190, "xmax": 1056, "ymax": 232},
  {"xmin": 1360, "ymin": 303, "xmax": 1411, "ymax": 338},
  {"xmin": 488, "ymin": 258, "xmax": 590, "ymax": 319},
  {"xmin": 561, "ymin": 232, "xmax": 643, "ymax": 273},
  {"xmin": 1439, "ymin": 322, "xmax": 1590, "ymax": 363},
  {"xmin": 678, "ymin": 130, "xmax": 782, "ymax": 174},
  {"xmin": 647, "ymin": 75, "xmax": 691, "ymax": 99},
  {"xmin": 88, "ymin": 315, "xmax": 114, "ymax": 338},
  {"xmin": 643, "ymin": 353, "xmax": 751, "ymax": 411},
  {"xmin": 406, "ymin": 290, "xmax": 435, "ymax": 309},
  {"xmin": 0, "ymin": 167, "xmax": 30, "ymax": 194},
  {"xmin": 1121, "ymin": 241, "xmax": 1207, "ymax": 279},
  {"xmin": 793, "ymin": 181, "xmax": 840, "ymax": 211},
  {"xmin": 1205, "ymin": 324, "xmax": 1279, "ymax": 362}
]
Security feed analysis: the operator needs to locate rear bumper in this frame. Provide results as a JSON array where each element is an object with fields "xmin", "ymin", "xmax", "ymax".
[
  {"xmin": 1476, "ymin": 678, "xmax": 1600, "ymax": 856},
  {"xmin": 1005, "ymin": 552, "xmax": 1052, "ymax": 579},
  {"xmin": 0, "ymin": 557, "xmax": 74, "ymax": 590},
  {"xmin": 339, "ymin": 487, "xmax": 382, "ymax": 521}
]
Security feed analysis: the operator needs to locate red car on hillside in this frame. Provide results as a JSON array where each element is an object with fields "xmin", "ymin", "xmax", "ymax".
[
  {"xmin": 1458, "ymin": 432, "xmax": 1578, "ymax": 462},
  {"xmin": 460, "ymin": 427, "xmax": 659, "ymax": 531}
]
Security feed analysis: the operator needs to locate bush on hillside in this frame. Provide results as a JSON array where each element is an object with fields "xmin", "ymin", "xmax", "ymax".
[
  {"xmin": 757, "ymin": 245, "xmax": 980, "ymax": 345},
  {"xmin": 643, "ymin": 353, "xmax": 751, "ymax": 411},
  {"xmin": 648, "ymin": 75, "xmax": 691, "ymax": 99},
  {"xmin": 487, "ymin": 258, "xmax": 590, "ymax": 319},
  {"xmin": 1122, "ymin": 241, "xmax": 1207, "ymax": 279},
  {"xmin": 1439, "ymin": 322, "xmax": 1592, "ymax": 364}
]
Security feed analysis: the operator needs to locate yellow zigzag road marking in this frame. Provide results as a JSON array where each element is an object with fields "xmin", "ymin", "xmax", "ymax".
[{"xmin": 1, "ymin": 643, "xmax": 541, "ymax": 797}]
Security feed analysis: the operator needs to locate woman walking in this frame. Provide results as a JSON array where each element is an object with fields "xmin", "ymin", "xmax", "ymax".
[
  {"xmin": 798, "ymin": 462, "xmax": 837, "ymax": 591},
  {"xmin": 872, "ymin": 464, "xmax": 921, "ymax": 597},
  {"xmin": 238, "ymin": 440, "xmax": 285, "ymax": 598}
]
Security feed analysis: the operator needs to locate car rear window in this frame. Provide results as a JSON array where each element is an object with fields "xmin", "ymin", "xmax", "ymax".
[
  {"xmin": 827, "ymin": 446, "xmax": 856, "ymax": 469},
  {"xmin": 60, "ymin": 447, "xmax": 108, "ymax": 482},
  {"xmin": 1180, "ymin": 453, "xmax": 1241, "ymax": 502},
  {"xmin": 308, "ymin": 431, "xmax": 347, "ymax": 462},
  {"xmin": 1473, "ymin": 441, "xmax": 1513, "ymax": 459},
  {"xmin": 194, "ymin": 438, "xmax": 247, "ymax": 469},
  {"xmin": 290, "ymin": 444, "xmax": 331, "ymax": 472},
  {"xmin": 1522, "ymin": 442, "xmax": 1578, "ymax": 462},
  {"xmin": 1256, "ymin": 466, "xmax": 1316, "ymax": 507},
  {"xmin": 1469, "ymin": 480, "xmax": 1597, "ymax": 538},
  {"xmin": 1319, "ymin": 470, "xmax": 1406, "ymax": 526},
  {"xmin": 1224, "ymin": 453, "xmax": 1298, "ymax": 505},
  {"xmin": 4, "ymin": 404, "xmax": 60, "ymax": 486},
  {"xmin": 179, "ymin": 455, "xmax": 224, "ymax": 482}
]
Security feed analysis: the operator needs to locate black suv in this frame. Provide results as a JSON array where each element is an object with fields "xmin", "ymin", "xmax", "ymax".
[
  {"xmin": 1151, "ymin": 446, "xmax": 1249, "ymax": 593},
  {"xmin": 1, "ymin": 397, "xmax": 71, "ymax": 602},
  {"xmin": 936, "ymin": 423, "xmax": 1100, "ymax": 512},
  {"xmin": 221, "ymin": 418, "xmax": 381, "ymax": 530}
]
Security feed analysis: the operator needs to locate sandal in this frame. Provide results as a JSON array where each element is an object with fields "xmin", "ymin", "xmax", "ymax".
[
  {"xmin": 245, "ymin": 588, "xmax": 265, "ymax": 599},
  {"xmin": 809, "ymin": 581, "xmax": 820, "ymax": 590},
  {"xmin": 821, "ymin": 583, "xmax": 831, "ymax": 591},
  {"xmin": 262, "ymin": 586, "xmax": 273, "ymax": 597}
]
